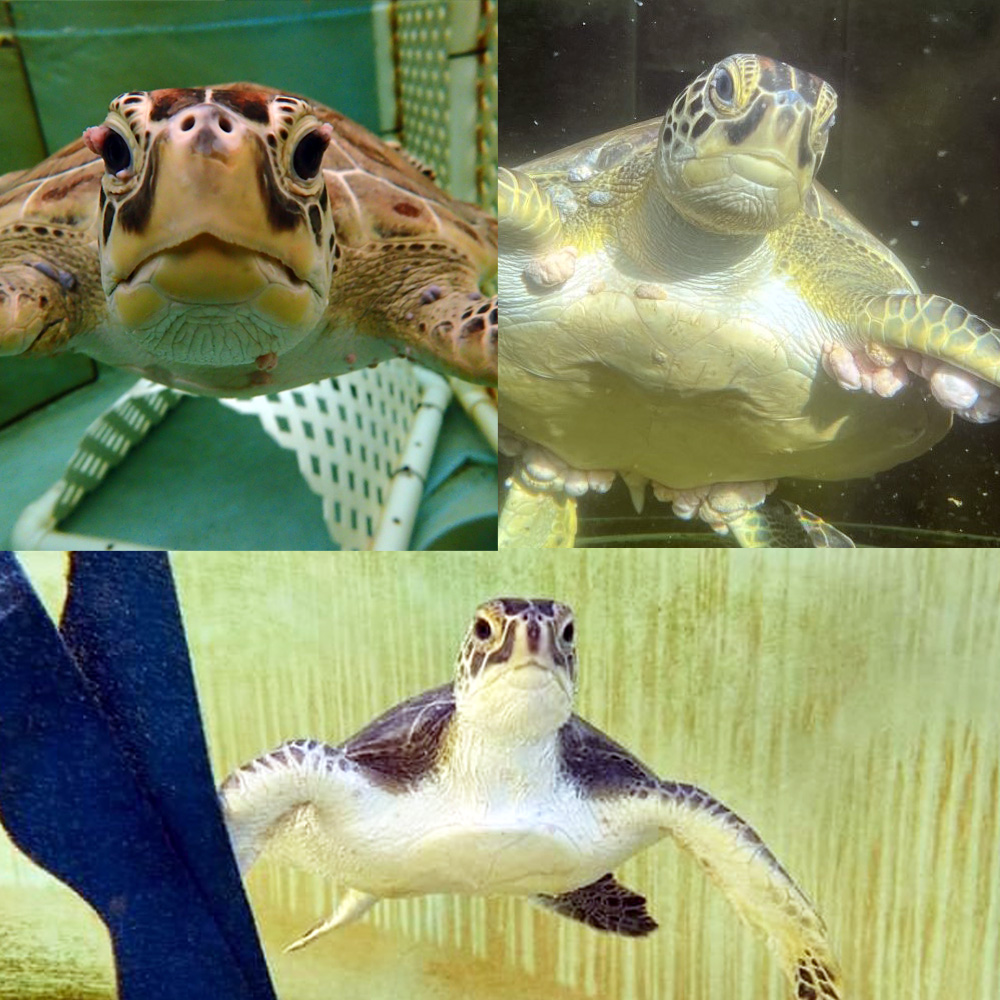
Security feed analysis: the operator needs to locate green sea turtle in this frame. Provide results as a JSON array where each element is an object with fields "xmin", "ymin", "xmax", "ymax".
[
  {"xmin": 221, "ymin": 597, "xmax": 842, "ymax": 999},
  {"xmin": 498, "ymin": 53, "xmax": 1000, "ymax": 547},
  {"xmin": 0, "ymin": 84, "xmax": 497, "ymax": 396}
]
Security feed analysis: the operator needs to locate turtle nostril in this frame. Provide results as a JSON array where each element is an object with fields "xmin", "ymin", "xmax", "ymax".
[
  {"xmin": 180, "ymin": 115, "xmax": 195, "ymax": 131},
  {"xmin": 219, "ymin": 115, "xmax": 233, "ymax": 133}
]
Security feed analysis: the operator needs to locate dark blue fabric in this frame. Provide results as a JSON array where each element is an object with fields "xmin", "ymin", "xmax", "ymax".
[{"xmin": 0, "ymin": 552, "xmax": 276, "ymax": 1000}]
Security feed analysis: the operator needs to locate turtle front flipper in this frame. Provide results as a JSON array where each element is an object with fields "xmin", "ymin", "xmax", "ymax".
[
  {"xmin": 499, "ymin": 167, "xmax": 564, "ymax": 252},
  {"xmin": 534, "ymin": 873, "xmax": 658, "ymax": 937},
  {"xmin": 0, "ymin": 254, "xmax": 81, "ymax": 356},
  {"xmin": 830, "ymin": 293, "xmax": 1000, "ymax": 422},
  {"xmin": 637, "ymin": 781, "xmax": 843, "ymax": 1000}
]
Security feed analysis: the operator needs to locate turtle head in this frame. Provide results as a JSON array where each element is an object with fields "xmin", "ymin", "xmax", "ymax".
[
  {"xmin": 83, "ymin": 85, "xmax": 337, "ymax": 369},
  {"xmin": 656, "ymin": 54, "xmax": 837, "ymax": 234},
  {"xmin": 454, "ymin": 598, "xmax": 576, "ymax": 737}
]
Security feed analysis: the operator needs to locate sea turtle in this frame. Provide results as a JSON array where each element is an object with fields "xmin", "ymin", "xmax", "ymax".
[
  {"xmin": 0, "ymin": 84, "xmax": 497, "ymax": 396},
  {"xmin": 498, "ymin": 53, "xmax": 1000, "ymax": 547},
  {"xmin": 221, "ymin": 597, "xmax": 843, "ymax": 999}
]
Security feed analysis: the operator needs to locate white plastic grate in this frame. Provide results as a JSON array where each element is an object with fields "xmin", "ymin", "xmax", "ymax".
[
  {"xmin": 221, "ymin": 361, "xmax": 425, "ymax": 550},
  {"xmin": 396, "ymin": 0, "xmax": 452, "ymax": 187}
]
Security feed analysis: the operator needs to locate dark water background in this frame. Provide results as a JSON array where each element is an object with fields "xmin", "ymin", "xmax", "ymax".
[{"xmin": 500, "ymin": 0, "xmax": 1000, "ymax": 544}]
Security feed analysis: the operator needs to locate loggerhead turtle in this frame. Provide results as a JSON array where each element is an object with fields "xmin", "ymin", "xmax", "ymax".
[
  {"xmin": 0, "ymin": 84, "xmax": 497, "ymax": 396},
  {"xmin": 221, "ymin": 597, "xmax": 842, "ymax": 1000},
  {"xmin": 498, "ymin": 53, "xmax": 1000, "ymax": 546}
]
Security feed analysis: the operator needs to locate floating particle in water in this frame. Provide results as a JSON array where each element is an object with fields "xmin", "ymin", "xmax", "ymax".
[{"xmin": 910, "ymin": 219, "xmax": 920, "ymax": 227}]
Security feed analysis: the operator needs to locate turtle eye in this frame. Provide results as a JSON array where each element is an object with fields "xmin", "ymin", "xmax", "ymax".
[
  {"xmin": 474, "ymin": 617, "xmax": 493, "ymax": 641},
  {"xmin": 712, "ymin": 68, "xmax": 735, "ymax": 107},
  {"xmin": 292, "ymin": 129, "xmax": 328, "ymax": 181},
  {"xmin": 561, "ymin": 621, "xmax": 575, "ymax": 644},
  {"xmin": 101, "ymin": 130, "xmax": 132, "ymax": 175}
]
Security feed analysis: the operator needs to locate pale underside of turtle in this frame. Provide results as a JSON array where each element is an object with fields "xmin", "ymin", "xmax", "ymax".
[
  {"xmin": 498, "ymin": 54, "xmax": 1000, "ymax": 544},
  {"xmin": 0, "ymin": 84, "xmax": 497, "ymax": 397},
  {"xmin": 221, "ymin": 597, "xmax": 842, "ymax": 1000}
]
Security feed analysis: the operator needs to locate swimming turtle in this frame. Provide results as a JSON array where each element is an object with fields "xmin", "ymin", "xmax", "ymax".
[
  {"xmin": 498, "ymin": 53, "xmax": 1000, "ymax": 547},
  {"xmin": 221, "ymin": 597, "xmax": 842, "ymax": 999},
  {"xmin": 0, "ymin": 84, "xmax": 497, "ymax": 396}
]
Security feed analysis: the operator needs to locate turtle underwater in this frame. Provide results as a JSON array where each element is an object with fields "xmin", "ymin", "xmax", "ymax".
[
  {"xmin": 498, "ymin": 53, "xmax": 1000, "ymax": 547},
  {"xmin": 0, "ymin": 84, "xmax": 497, "ymax": 397},
  {"xmin": 221, "ymin": 597, "xmax": 843, "ymax": 999}
]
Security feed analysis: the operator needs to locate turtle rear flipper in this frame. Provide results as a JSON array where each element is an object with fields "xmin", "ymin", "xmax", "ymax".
[
  {"xmin": 727, "ymin": 499, "xmax": 855, "ymax": 548},
  {"xmin": 534, "ymin": 873, "xmax": 658, "ymax": 937}
]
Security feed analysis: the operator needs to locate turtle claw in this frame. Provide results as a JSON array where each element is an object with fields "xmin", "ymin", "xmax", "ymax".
[{"xmin": 823, "ymin": 340, "xmax": 1000, "ymax": 422}]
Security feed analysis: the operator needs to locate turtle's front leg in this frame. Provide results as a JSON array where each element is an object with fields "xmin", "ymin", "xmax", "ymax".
[
  {"xmin": 403, "ymin": 283, "xmax": 498, "ymax": 385},
  {"xmin": 0, "ymin": 230, "xmax": 99, "ymax": 356},
  {"xmin": 824, "ymin": 293, "xmax": 1000, "ymax": 422}
]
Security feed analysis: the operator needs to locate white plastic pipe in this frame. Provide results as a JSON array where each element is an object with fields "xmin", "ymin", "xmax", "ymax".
[{"xmin": 372, "ymin": 368, "xmax": 453, "ymax": 550}]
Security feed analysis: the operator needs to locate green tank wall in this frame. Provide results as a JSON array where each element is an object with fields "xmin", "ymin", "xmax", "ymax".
[{"xmin": 2, "ymin": 551, "xmax": 997, "ymax": 999}]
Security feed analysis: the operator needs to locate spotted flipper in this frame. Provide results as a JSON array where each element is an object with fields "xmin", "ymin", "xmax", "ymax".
[
  {"xmin": 649, "ymin": 780, "xmax": 842, "ymax": 998},
  {"xmin": 726, "ymin": 498, "xmax": 855, "ymax": 548},
  {"xmin": 559, "ymin": 715, "xmax": 842, "ymax": 1000},
  {"xmin": 498, "ymin": 166, "xmax": 564, "ymax": 252},
  {"xmin": 498, "ymin": 474, "xmax": 579, "ymax": 548},
  {"xmin": 534, "ymin": 873, "xmax": 658, "ymax": 937}
]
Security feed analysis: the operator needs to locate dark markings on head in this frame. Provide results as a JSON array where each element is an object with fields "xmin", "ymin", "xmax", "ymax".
[
  {"xmin": 116, "ymin": 138, "xmax": 160, "ymax": 235},
  {"xmin": 774, "ymin": 105, "xmax": 796, "ymax": 141},
  {"xmin": 499, "ymin": 598, "xmax": 530, "ymax": 615},
  {"xmin": 724, "ymin": 95, "xmax": 767, "ymax": 145},
  {"xmin": 254, "ymin": 143, "xmax": 302, "ymax": 231},
  {"xmin": 212, "ymin": 88, "xmax": 271, "ymax": 125},
  {"xmin": 101, "ymin": 202, "xmax": 115, "ymax": 243},
  {"xmin": 149, "ymin": 88, "xmax": 206, "ymax": 122},
  {"xmin": 471, "ymin": 616, "xmax": 518, "ymax": 677},
  {"xmin": 690, "ymin": 113, "xmax": 712, "ymax": 140},
  {"xmin": 761, "ymin": 58, "xmax": 792, "ymax": 94},
  {"xmin": 797, "ymin": 110, "xmax": 814, "ymax": 168},
  {"xmin": 308, "ymin": 203, "xmax": 323, "ymax": 245},
  {"xmin": 319, "ymin": 185, "xmax": 329, "ymax": 210}
]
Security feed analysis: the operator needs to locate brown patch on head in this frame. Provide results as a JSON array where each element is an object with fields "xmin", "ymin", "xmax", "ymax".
[
  {"xmin": 149, "ymin": 88, "xmax": 206, "ymax": 122},
  {"xmin": 211, "ymin": 88, "xmax": 271, "ymax": 125}
]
